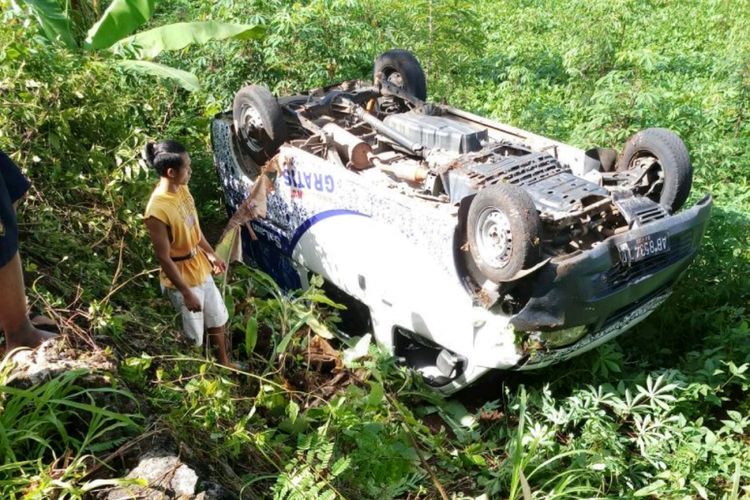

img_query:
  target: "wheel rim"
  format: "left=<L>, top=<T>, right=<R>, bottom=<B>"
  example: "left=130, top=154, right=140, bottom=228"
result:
left=238, top=103, right=266, bottom=154
left=475, top=207, right=513, bottom=269
left=384, top=68, right=404, bottom=88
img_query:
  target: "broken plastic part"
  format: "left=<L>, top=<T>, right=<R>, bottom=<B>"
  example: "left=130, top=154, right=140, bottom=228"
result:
left=436, top=349, right=459, bottom=378
left=501, top=258, right=551, bottom=282
left=528, top=325, right=588, bottom=349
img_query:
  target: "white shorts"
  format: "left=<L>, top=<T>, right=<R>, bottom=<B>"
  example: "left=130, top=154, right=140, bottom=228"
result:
left=164, top=275, right=229, bottom=346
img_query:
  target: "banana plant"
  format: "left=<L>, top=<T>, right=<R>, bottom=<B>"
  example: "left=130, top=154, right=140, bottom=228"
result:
left=11, top=0, right=264, bottom=91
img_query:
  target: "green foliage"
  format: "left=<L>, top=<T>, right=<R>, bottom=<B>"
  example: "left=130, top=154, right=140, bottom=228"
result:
left=85, top=0, right=156, bottom=50
left=0, top=367, right=141, bottom=498
left=10, top=0, right=264, bottom=90
left=0, top=21, right=170, bottom=317
left=223, top=268, right=342, bottom=362
left=114, top=21, right=265, bottom=59
left=272, top=430, right=350, bottom=500
left=2, top=0, right=750, bottom=497
left=22, top=0, right=77, bottom=48
left=116, top=59, right=201, bottom=91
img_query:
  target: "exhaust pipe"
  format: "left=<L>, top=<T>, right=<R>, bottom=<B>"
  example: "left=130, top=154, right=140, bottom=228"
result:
left=322, top=123, right=373, bottom=170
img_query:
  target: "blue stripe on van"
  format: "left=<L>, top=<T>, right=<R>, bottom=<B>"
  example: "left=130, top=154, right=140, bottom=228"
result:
left=288, top=209, right=369, bottom=254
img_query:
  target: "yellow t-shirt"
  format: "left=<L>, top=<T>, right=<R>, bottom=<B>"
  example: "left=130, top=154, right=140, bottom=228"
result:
left=144, top=184, right=211, bottom=288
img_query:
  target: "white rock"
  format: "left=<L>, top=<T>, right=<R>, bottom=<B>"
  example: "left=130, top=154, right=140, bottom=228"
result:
left=107, top=452, right=199, bottom=499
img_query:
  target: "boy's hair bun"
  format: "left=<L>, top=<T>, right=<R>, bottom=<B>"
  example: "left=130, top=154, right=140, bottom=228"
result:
left=143, top=142, right=157, bottom=167
left=143, top=140, right=187, bottom=176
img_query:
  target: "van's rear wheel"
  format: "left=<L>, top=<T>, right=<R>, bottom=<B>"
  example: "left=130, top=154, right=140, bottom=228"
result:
left=467, top=184, right=542, bottom=284
left=232, top=85, right=287, bottom=165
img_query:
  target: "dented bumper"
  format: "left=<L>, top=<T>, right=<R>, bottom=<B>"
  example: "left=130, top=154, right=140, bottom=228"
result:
left=511, top=195, right=712, bottom=362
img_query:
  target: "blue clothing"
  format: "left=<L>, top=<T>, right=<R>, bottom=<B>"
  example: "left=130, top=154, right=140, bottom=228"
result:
left=0, top=151, right=31, bottom=267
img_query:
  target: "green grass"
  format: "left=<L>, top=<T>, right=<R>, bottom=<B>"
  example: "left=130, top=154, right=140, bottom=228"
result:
left=1, top=0, right=749, bottom=497
left=0, top=362, right=142, bottom=498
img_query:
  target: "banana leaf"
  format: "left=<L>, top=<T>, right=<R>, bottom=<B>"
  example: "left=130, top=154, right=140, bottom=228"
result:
left=84, top=0, right=156, bottom=51
left=23, top=0, right=77, bottom=48
left=215, top=226, right=243, bottom=264
left=116, top=60, right=199, bottom=91
left=113, top=21, right=265, bottom=59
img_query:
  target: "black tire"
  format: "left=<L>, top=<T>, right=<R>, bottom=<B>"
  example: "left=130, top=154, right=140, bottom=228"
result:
left=584, top=147, right=618, bottom=172
left=616, top=128, right=693, bottom=212
left=233, top=85, right=287, bottom=165
left=373, top=49, right=427, bottom=101
left=467, top=184, right=542, bottom=284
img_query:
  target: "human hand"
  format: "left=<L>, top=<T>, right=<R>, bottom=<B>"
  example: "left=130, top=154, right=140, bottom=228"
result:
left=208, top=253, right=227, bottom=274
left=182, top=290, right=202, bottom=312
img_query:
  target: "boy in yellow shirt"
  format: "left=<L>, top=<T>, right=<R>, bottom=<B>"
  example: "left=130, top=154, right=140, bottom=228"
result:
left=143, top=140, right=235, bottom=367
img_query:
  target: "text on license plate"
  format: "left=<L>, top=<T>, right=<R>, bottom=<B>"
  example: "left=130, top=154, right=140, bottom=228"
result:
left=618, top=232, right=670, bottom=264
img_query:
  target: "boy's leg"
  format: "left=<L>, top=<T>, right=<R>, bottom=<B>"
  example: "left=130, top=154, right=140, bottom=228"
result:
left=167, top=277, right=235, bottom=367
left=0, top=165, right=57, bottom=351
left=165, top=285, right=205, bottom=346
left=0, top=252, right=57, bottom=351
left=207, top=326, right=232, bottom=366
left=202, top=276, right=232, bottom=367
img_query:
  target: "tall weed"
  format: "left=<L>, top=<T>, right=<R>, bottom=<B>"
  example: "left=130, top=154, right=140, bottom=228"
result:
left=0, top=368, right=141, bottom=498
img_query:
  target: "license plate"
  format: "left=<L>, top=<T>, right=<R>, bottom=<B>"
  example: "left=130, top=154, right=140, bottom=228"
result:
left=618, top=231, right=670, bottom=265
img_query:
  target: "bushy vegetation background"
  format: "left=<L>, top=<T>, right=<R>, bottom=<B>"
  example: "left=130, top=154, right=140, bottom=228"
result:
left=1, top=0, right=749, bottom=497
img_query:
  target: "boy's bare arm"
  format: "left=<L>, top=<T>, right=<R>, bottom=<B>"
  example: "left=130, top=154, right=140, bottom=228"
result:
left=144, top=217, right=202, bottom=311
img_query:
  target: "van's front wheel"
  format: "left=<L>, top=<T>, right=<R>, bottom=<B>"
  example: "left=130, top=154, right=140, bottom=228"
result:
left=373, top=49, right=427, bottom=101
left=616, top=128, right=693, bottom=213
left=466, top=184, right=542, bottom=285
